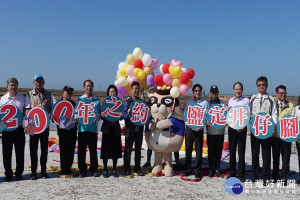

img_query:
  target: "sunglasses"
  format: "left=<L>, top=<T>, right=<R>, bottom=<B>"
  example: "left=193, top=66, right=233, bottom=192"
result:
left=257, top=84, right=266, bottom=87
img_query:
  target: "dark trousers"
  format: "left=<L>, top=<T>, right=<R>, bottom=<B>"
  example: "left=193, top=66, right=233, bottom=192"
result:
left=123, top=127, right=143, bottom=172
left=270, top=137, right=291, bottom=180
left=29, top=128, right=49, bottom=173
left=78, top=131, right=98, bottom=174
left=2, top=126, right=25, bottom=177
left=296, top=142, right=300, bottom=173
left=207, top=134, right=224, bottom=171
left=184, top=127, right=203, bottom=174
left=228, top=127, right=247, bottom=177
left=251, top=133, right=271, bottom=180
left=58, top=133, right=77, bottom=175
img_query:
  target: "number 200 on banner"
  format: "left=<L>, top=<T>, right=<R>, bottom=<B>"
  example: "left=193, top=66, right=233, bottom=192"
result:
left=25, top=107, right=50, bottom=134
left=0, top=104, right=22, bottom=132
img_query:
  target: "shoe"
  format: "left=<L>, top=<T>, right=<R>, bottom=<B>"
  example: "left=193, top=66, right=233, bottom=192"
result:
left=238, top=176, right=245, bottom=182
left=184, top=171, right=192, bottom=176
left=16, top=175, right=23, bottom=181
left=142, top=162, right=151, bottom=168
left=30, top=173, right=37, bottom=180
left=227, top=173, right=236, bottom=178
left=41, top=172, right=49, bottom=179
left=251, top=177, right=259, bottom=182
left=4, top=176, right=12, bottom=182
left=215, top=170, right=224, bottom=178
left=134, top=170, right=144, bottom=176
left=103, top=171, right=109, bottom=178
left=208, top=170, right=214, bottom=178
left=112, top=170, right=119, bottom=177
left=92, top=172, right=99, bottom=177
left=78, top=173, right=86, bottom=178
left=195, top=173, right=202, bottom=179
left=124, top=171, right=131, bottom=176
left=297, top=179, right=300, bottom=184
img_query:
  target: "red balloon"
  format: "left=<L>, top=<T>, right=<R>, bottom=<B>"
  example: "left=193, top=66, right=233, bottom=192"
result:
left=134, top=59, right=144, bottom=69
left=179, top=73, right=190, bottom=84
left=162, top=63, right=170, bottom=74
left=153, top=74, right=164, bottom=86
left=187, top=68, right=195, bottom=79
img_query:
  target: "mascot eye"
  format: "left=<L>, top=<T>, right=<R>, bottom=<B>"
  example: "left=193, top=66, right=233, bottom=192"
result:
left=149, top=97, right=158, bottom=105
left=161, top=97, right=173, bottom=107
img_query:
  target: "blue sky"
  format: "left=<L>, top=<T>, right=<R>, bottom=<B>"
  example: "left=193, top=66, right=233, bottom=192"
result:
left=1, top=0, right=299, bottom=96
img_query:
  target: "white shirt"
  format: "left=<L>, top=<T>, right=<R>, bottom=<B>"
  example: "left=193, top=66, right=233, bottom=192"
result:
left=0, top=92, right=26, bottom=115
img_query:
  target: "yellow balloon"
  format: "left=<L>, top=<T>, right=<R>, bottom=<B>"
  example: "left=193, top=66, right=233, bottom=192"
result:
left=134, top=68, right=146, bottom=80
left=119, top=64, right=128, bottom=77
left=169, top=65, right=182, bottom=79
left=172, top=79, right=182, bottom=87
left=126, top=54, right=136, bottom=65
left=143, top=66, right=152, bottom=76
left=116, top=71, right=122, bottom=80
left=125, top=83, right=131, bottom=91
left=161, top=85, right=167, bottom=90
left=187, top=79, right=193, bottom=88
left=143, top=85, right=149, bottom=91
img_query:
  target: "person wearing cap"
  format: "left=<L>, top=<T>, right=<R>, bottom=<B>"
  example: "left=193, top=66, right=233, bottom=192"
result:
left=77, top=80, right=101, bottom=178
left=206, top=85, right=226, bottom=178
left=250, top=76, right=277, bottom=186
left=57, top=86, right=77, bottom=177
left=227, top=82, right=250, bottom=182
left=0, top=77, right=26, bottom=182
left=25, top=74, right=57, bottom=180
left=182, top=84, right=208, bottom=178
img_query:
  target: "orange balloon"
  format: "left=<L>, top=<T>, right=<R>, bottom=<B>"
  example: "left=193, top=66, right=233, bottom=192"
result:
left=172, top=79, right=182, bottom=88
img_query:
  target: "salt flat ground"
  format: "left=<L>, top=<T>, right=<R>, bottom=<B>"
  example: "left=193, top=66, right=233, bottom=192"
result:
left=0, top=130, right=299, bottom=200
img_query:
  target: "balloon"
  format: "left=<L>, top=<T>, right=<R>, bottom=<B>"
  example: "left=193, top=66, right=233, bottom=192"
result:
left=132, top=47, right=143, bottom=60
left=134, top=68, right=146, bottom=80
left=170, top=59, right=183, bottom=67
left=150, top=59, right=159, bottom=70
left=159, top=64, right=164, bottom=74
left=163, top=73, right=173, bottom=86
left=126, top=54, right=136, bottom=65
left=169, top=66, right=181, bottom=78
left=179, top=73, right=190, bottom=84
left=119, top=65, right=128, bottom=77
left=181, top=67, right=187, bottom=73
left=162, top=63, right=170, bottom=74
left=126, top=65, right=135, bottom=76
left=116, top=71, right=122, bottom=80
left=118, top=89, right=125, bottom=98
left=114, top=80, right=118, bottom=86
left=118, top=62, right=126, bottom=69
left=180, top=84, right=189, bottom=95
left=143, top=85, right=149, bottom=91
left=153, top=74, right=164, bottom=86
left=172, top=79, right=181, bottom=87
left=128, top=76, right=138, bottom=85
left=170, top=87, right=180, bottom=98
left=146, top=75, right=154, bottom=87
left=162, top=85, right=167, bottom=90
left=187, top=68, right=195, bottom=79
left=125, top=83, right=131, bottom=91
left=187, top=79, right=193, bottom=88
left=118, top=76, right=128, bottom=87
left=144, top=66, right=152, bottom=76
left=116, top=84, right=125, bottom=98
left=142, top=54, right=152, bottom=66
left=134, top=59, right=144, bottom=69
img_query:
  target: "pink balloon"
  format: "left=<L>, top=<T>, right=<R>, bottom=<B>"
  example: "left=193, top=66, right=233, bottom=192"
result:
left=126, top=65, right=135, bottom=76
left=150, top=59, right=159, bottom=70
left=180, top=84, right=189, bottom=95
left=146, top=75, right=154, bottom=87
left=163, top=73, right=173, bottom=86
left=170, top=59, right=183, bottom=67
left=128, top=76, right=138, bottom=85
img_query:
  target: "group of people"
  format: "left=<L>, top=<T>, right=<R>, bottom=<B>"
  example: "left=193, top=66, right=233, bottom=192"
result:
left=1, top=74, right=300, bottom=186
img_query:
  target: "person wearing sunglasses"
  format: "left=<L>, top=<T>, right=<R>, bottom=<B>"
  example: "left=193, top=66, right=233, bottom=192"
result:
left=250, top=76, right=277, bottom=186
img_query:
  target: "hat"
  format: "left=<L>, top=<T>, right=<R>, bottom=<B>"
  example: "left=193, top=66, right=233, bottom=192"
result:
left=34, top=74, right=44, bottom=80
left=210, top=85, right=219, bottom=93
left=63, top=85, right=74, bottom=93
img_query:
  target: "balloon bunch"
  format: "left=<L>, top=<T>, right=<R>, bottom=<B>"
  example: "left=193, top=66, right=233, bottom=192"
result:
left=115, top=47, right=158, bottom=98
left=153, top=59, right=195, bottom=98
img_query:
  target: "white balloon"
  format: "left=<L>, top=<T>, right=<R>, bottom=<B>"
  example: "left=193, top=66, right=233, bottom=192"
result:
left=118, top=76, right=128, bottom=87
left=159, top=64, right=164, bottom=75
left=133, top=47, right=143, bottom=60
left=118, top=62, right=126, bottom=69
left=142, top=53, right=152, bottom=66
left=114, top=80, right=118, bottom=86
left=181, top=67, right=187, bottom=73
left=170, top=87, right=180, bottom=98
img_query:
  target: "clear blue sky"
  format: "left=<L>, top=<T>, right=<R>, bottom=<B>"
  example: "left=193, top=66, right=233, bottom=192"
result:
left=1, top=0, right=299, bottom=96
